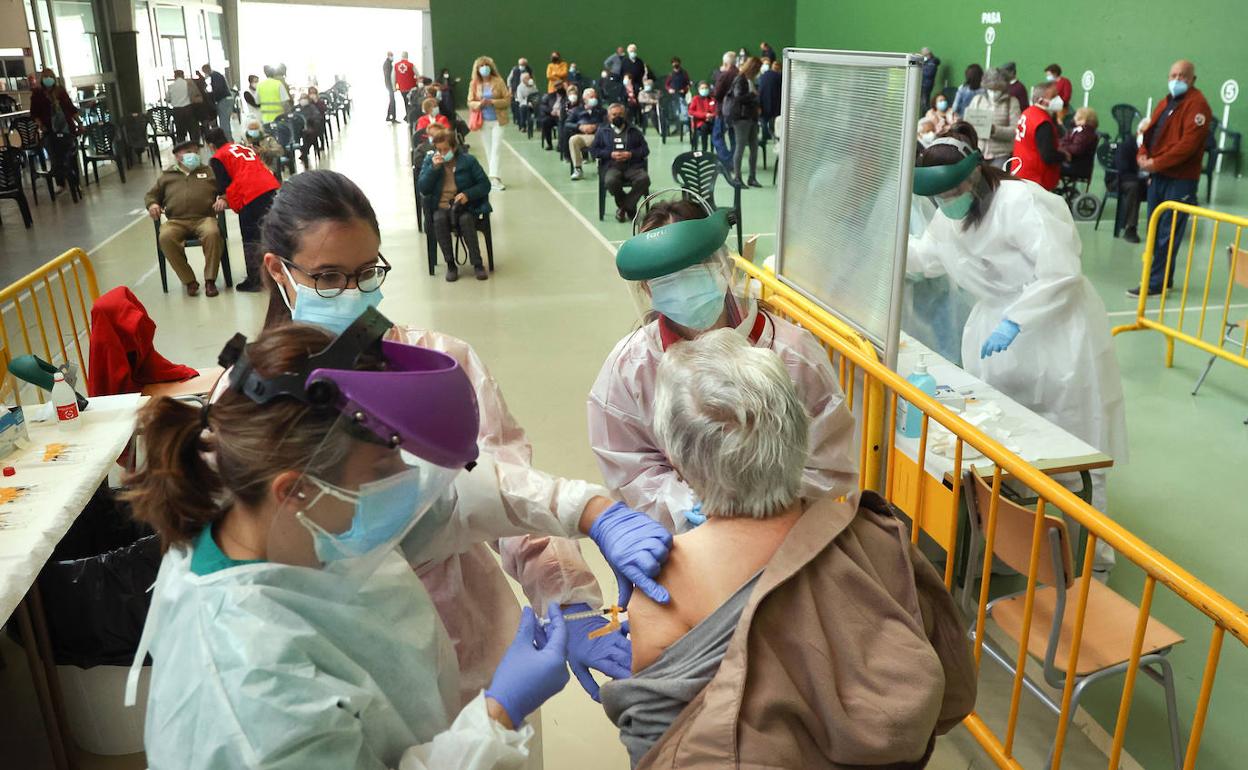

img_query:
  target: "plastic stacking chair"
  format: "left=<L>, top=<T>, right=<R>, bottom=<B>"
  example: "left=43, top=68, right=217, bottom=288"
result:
left=80, top=122, right=126, bottom=185
left=122, top=113, right=160, bottom=168
left=671, top=150, right=743, bottom=255
left=0, top=94, right=17, bottom=114
left=411, top=129, right=433, bottom=233
left=11, top=117, right=55, bottom=204
left=146, top=106, right=177, bottom=157
left=525, top=93, right=542, bottom=139
left=1110, top=103, right=1142, bottom=140
left=153, top=213, right=235, bottom=292
left=659, top=93, right=686, bottom=143
left=0, top=147, right=33, bottom=228
left=421, top=196, right=495, bottom=276
left=1191, top=246, right=1248, bottom=424
left=268, top=117, right=298, bottom=176
left=1092, top=136, right=1122, bottom=236
left=962, top=469, right=1187, bottom=770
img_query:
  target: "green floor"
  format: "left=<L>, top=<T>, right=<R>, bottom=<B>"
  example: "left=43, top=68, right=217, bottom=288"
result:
left=504, top=123, right=1248, bottom=770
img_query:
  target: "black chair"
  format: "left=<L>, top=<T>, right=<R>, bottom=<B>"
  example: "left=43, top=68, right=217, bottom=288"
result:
left=411, top=129, right=432, bottom=233
left=421, top=195, right=495, bottom=276
left=659, top=94, right=686, bottom=143
left=0, top=94, right=17, bottom=114
left=597, top=158, right=607, bottom=221
left=121, top=113, right=160, bottom=167
left=153, top=213, right=235, bottom=292
left=1213, top=122, right=1244, bottom=178
left=146, top=106, right=177, bottom=158
left=11, top=117, right=55, bottom=204
left=0, top=147, right=34, bottom=229
left=268, top=117, right=299, bottom=175
left=1110, top=103, right=1142, bottom=140
left=1204, top=117, right=1243, bottom=202
left=671, top=150, right=742, bottom=255
left=940, top=86, right=958, bottom=106
left=1093, top=134, right=1123, bottom=236
left=525, top=93, right=542, bottom=139
left=79, top=122, right=126, bottom=185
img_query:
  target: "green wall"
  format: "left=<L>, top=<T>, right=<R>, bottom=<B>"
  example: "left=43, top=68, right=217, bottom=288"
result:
left=795, top=0, right=1245, bottom=137
left=428, top=0, right=794, bottom=102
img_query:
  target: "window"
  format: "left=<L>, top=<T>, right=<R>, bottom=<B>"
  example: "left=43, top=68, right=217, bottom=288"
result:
left=134, top=1, right=163, bottom=105
left=205, top=12, right=227, bottom=71
left=52, top=0, right=103, bottom=77
left=155, top=6, right=189, bottom=76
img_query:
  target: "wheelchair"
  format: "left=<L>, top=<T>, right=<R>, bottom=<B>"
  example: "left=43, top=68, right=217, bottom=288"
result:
left=1055, top=165, right=1099, bottom=221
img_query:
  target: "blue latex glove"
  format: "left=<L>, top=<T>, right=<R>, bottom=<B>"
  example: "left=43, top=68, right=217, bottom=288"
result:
left=588, top=502, right=673, bottom=607
left=683, top=503, right=706, bottom=528
left=485, top=602, right=570, bottom=726
left=980, top=319, right=1021, bottom=359
left=563, top=603, right=632, bottom=702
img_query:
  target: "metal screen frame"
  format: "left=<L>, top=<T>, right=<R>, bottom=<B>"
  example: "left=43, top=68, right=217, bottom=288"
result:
left=774, top=48, right=922, bottom=369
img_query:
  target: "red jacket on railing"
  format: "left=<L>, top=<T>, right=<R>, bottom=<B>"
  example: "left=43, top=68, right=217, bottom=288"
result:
left=88, top=287, right=197, bottom=396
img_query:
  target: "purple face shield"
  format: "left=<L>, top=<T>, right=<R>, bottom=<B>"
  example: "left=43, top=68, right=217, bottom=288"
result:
left=221, top=306, right=480, bottom=470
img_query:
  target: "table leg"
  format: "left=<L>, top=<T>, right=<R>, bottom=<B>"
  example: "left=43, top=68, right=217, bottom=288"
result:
left=29, top=583, right=78, bottom=770
left=15, top=598, right=70, bottom=770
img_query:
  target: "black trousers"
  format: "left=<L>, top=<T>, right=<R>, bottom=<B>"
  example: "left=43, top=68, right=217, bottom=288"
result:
left=238, top=189, right=276, bottom=279
left=386, top=86, right=396, bottom=121
left=433, top=207, right=483, bottom=267
left=604, top=165, right=650, bottom=216
left=690, top=122, right=712, bottom=152
left=45, top=132, right=79, bottom=187
left=1118, top=175, right=1143, bottom=234
left=540, top=116, right=558, bottom=148
left=173, top=105, right=199, bottom=143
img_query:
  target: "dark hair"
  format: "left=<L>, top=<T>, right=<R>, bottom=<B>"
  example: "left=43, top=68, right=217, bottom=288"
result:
left=203, top=127, right=227, bottom=148
left=918, top=121, right=1013, bottom=231
left=738, top=57, right=763, bottom=80
left=261, top=170, right=381, bottom=328
left=123, top=324, right=382, bottom=552
left=964, top=63, right=983, bottom=90
left=173, top=69, right=185, bottom=78
left=1046, top=63, right=1062, bottom=76
left=1001, top=61, right=1017, bottom=76
left=640, top=198, right=707, bottom=233
left=671, top=57, right=682, bottom=65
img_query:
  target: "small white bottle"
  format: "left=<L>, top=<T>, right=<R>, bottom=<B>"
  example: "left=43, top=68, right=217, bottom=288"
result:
left=52, top=372, right=81, bottom=430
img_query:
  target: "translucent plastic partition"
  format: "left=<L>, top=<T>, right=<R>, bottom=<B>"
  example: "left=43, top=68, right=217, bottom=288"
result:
left=775, top=50, right=922, bottom=368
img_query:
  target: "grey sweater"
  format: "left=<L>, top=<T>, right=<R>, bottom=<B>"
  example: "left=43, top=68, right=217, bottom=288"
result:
left=601, top=573, right=761, bottom=767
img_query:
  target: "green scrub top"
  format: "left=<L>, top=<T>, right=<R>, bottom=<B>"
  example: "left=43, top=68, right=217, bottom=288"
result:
left=190, top=524, right=264, bottom=576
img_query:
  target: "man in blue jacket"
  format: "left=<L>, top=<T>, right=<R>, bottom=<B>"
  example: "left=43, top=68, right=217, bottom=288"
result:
left=591, top=103, right=650, bottom=222
left=417, top=128, right=492, bottom=282
left=568, top=88, right=607, bottom=180
left=920, top=48, right=941, bottom=109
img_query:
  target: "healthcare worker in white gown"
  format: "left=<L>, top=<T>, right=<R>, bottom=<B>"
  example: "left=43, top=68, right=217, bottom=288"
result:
left=908, top=131, right=1127, bottom=569
left=252, top=170, right=658, bottom=717
left=589, top=197, right=859, bottom=531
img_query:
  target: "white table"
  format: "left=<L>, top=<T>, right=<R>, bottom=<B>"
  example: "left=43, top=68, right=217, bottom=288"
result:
left=0, top=393, right=143, bottom=770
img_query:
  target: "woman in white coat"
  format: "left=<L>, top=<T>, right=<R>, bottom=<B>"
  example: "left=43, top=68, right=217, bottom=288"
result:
left=908, top=126, right=1127, bottom=568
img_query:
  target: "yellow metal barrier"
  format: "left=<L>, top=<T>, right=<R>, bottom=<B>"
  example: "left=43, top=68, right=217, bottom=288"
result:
left=736, top=256, right=1248, bottom=769
left=1112, top=201, right=1248, bottom=376
left=0, top=249, right=100, bottom=404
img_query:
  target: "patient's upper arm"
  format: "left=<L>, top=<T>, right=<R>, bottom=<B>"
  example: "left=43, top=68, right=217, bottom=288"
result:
left=626, top=556, right=692, bottom=673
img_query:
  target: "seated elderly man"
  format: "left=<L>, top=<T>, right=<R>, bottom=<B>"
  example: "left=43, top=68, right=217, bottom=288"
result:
left=241, top=118, right=285, bottom=177
left=145, top=139, right=223, bottom=297
left=590, top=103, right=650, bottom=222
left=601, top=330, right=976, bottom=769
left=567, top=87, right=607, bottom=180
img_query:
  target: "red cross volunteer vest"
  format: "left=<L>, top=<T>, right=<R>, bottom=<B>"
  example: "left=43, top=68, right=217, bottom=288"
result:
left=1011, top=105, right=1061, bottom=191
left=212, top=143, right=280, bottom=211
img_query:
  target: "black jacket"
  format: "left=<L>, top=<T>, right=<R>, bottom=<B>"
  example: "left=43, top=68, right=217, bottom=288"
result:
left=725, top=75, right=760, bottom=121
left=590, top=122, right=650, bottom=170
left=207, top=71, right=231, bottom=103
left=384, top=59, right=394, bottom=87
left=621, top=56, right=650, bottom=86
left=758, top=69, right=782, bottom=119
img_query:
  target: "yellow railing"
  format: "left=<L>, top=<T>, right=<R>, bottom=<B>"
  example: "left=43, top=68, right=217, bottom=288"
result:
left=736, top=256, right=1248, bottom=769
left=0, top=249, right=100, bottom=404
left=1112, top=201, right=1248, bottom=375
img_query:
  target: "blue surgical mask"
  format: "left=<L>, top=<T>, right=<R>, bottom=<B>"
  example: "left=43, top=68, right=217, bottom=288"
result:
left=649, top=265, right=728, bottom=331
left=180, top=153, right=202, bottom=170
left=440, top=147, right=454, bottom=160
left=478, top=65, right=491, bottom=77
left=698, top=87, right=710, bottom=97
left=298, top=468, right=425, bottom=562
left=430, top=106, right=440, bottom=116
left=246, top=129, right=261, bottom=138
left=1168, top=79, right=1188, bottom=98
left=586, top=97, right=598, bottom=108
left=42, top=77, right=55, bottom=88
left=936, top=99, right=948, bottom=111
left=281, top=264, right=384, bottom=334
left=939, top=191, right=975, bottom=220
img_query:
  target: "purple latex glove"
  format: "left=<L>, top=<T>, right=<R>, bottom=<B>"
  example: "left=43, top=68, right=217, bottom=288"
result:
left=563, top=603, right=632, bottom=701
left=588, top=502, right=673, bottom=607
left=485, top=602, right=570, bottom=726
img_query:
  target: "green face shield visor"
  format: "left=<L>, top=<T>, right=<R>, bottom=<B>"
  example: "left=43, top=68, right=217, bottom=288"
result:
left=912, top=149, right=982, bottom=197
left=616, top=208, right=735, bottom=281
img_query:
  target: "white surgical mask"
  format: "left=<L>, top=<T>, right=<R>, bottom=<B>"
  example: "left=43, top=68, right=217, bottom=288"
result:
left=299, top=98, right=310, bottom=107
left=586, top=97, right=598, bottom=108
left=1047, top=96, right=1064, bottom=114
left=1046, top=73, right=1057, bottom=82
left=568, top=93, right=579, bottom=104
left=920, top=131, right=937, bottom=144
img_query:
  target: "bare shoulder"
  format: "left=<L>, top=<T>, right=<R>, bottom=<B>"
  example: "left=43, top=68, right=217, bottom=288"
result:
left=626, top=533, right=699, bottom=673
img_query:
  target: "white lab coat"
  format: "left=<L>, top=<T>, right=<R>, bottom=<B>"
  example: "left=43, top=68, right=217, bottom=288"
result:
left=136, top=547, right=532, bottom=770
left=588, top=306, right=859, bottom=531
left=395, top=328, right=604, bottom=708
left=907, top=179, right=1127, bottom=460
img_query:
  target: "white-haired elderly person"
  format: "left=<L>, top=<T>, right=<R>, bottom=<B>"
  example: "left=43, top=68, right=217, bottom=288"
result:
left=589, top=199, right=858, bottom=534
left=600, top=329, right=977, bottom=769
left=241, top=118, right=285, bottom=177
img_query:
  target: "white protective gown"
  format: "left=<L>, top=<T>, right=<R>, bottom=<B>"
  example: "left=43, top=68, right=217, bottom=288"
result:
left=907, top=179, right=1127, bottom=461
left=395, top=328, right=605, bottom=707
left=588, top=305, right=859, bottom=531
left=137, top=547, right=534, bottom=770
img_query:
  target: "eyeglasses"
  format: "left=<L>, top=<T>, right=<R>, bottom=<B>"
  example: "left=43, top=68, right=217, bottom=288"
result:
left=281, top=254, right=391, bottom=298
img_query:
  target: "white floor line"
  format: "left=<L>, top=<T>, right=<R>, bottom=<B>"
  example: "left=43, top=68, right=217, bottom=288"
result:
left=1106, top=301, right=1248, bottom=318
left=133, top=262, right=160, bottom=288
left=87, top=213, right=148, bottom=255
left=500, top=137, right=617, bottom=256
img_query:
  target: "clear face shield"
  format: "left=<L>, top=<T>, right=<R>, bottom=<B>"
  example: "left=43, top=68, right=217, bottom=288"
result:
left=621, top=189, right=749, bottom=334
left=219, top=307, right=480, bottom=586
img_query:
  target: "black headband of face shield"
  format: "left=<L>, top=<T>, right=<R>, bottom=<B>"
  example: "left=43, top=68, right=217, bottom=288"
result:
left=220, top=306, right=392, bottom=408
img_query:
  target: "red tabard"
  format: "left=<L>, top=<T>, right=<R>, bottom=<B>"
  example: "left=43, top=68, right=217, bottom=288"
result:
left=1011, top=105, right=1060, bottom=190
left=212, top=143, right=280, bottom=211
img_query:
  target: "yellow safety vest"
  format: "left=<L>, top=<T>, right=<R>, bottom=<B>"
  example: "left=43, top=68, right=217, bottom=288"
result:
left=257, top=78, right=284, bottom=123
